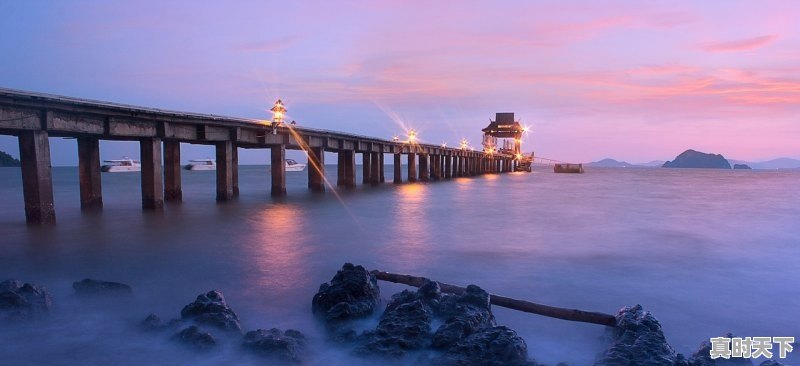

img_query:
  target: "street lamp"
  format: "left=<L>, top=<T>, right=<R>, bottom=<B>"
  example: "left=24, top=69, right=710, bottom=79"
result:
left=407, top=128, right=417, bottom=143
left=460, top=138, right=468, bottom=150
left=270, top=99, right=286, bottom=134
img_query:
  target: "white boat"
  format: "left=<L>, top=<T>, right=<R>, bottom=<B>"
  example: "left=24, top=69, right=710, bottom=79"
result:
left=101, top=158, right=140, bottom=172
left=185, top=159, right=216, bottom=171
left=285, top=159, right=306, bottom=172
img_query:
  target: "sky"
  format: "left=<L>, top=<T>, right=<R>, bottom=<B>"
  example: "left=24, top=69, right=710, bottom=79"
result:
left=1, top=0, right=799, bottom=165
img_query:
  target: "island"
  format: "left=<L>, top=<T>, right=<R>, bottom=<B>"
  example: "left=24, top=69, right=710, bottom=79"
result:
left=733, top=164, right=752, bottom=170
left=662, top=149, right=731, bottom=169
left=587, top=158, right=637, bottom=168
left=0, top=150, right=21, bottom=167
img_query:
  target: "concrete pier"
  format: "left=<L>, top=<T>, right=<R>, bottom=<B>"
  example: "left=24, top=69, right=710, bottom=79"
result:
left=216, top=141, right=234, bottom=201
left=140, top=138, right=164, bottom=210
left=77, top=137, right=102, bottom=209
left=393, top=153, right=402, bottom=184
left=270, top=144, right=286, bottom=197
left=307, top=146, right=325, bottom=192
left=343, top=150, right=356, bottom=188
left=407, top=153, right=417, bottom=183
left=379, top=152, right=385, bottom=183
left=444, top=154, right=452, bottom=179
left=419, top=154, right=429, bottom=182
left=232, top=146, right=239, bottom=197
left=362, top=152, right=371, bottom=184
left=18, top=130, right=55, bottom=224
left=163, top=140, right=181, bottom=202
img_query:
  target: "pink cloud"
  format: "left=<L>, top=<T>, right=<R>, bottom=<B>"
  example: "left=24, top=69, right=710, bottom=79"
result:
left=699, top=35, right=778, bottom=52
left=234, top=36, right=301, bottom=52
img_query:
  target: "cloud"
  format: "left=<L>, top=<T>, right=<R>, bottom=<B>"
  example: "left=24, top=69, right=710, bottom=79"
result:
left=699, top=35, right=778, bottom=52
left=234, top=36, right=301, bottom=52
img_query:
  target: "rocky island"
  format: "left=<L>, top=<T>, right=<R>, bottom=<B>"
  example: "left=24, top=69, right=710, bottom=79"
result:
left=0, top=150, right=21, bottom=167
left=662, top=149, right=731, bottom=169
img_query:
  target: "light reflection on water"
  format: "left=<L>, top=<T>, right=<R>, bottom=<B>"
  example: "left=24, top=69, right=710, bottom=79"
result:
left=0, top=166, right=799, bottom=365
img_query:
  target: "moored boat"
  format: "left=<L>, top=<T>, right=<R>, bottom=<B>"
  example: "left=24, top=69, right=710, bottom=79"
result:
left=285, top=159, right=306, bottom=172
left=101, top=158, right=140, bottom=172
left=185, top=159, right=216, bottom=171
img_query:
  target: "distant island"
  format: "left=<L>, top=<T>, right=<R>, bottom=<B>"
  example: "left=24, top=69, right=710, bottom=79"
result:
left=733, top=164, right=752, bottom=170
left=0, top=150, right=21, bottom=167
left=662, top=149, right=731, bottom=169
left=586, top=158, right=638, bottom=168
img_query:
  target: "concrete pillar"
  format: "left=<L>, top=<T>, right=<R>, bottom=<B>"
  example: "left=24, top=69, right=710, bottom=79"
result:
left=444, top=154, right=452, bottom=179
left=270, top=144, right=286, bottom=197
left=430, top=154, right=438, bottom=181
left=379, top=152, right=385, bottom=183
left=407, top=153, right=417, bottom=183
left=216, top=141, right=234, bottom=201
left=18, top=130, right=55, bottom=224
left=370, top=152, right=380, bottom=185
left=163, top=140, right=181, bottom=202
left=140, top=137, right=163, bottom=210
left=307, top=146, right=325, bottom=192
left=393, top=153, right=402, bottom=184
left=337, top=151, right=345, bottom=186
left=78, top=137, right=103, bottom=209
left=419, top=154, right=429, bottom=182
left=362, top=152, right=371, bottom=184
left=455, top=156, right=461, bottom=177
left=232, top=146, right=239, bottom=196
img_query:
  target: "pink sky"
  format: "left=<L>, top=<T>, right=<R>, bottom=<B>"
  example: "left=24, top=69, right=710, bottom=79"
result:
left=1, top=0, right=798, bottom=163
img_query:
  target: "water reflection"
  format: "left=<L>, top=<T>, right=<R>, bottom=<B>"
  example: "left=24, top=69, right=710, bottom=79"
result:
left=382, top=183, right=433, bottom=271
left=245, top=203, right=312, bottom=291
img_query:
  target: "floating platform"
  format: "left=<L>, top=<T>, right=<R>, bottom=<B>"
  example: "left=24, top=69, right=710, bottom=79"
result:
left=554, top=163, right=584, bottom=173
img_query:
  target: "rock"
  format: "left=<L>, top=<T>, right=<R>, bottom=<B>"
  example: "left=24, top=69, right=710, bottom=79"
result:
left=172, top=325, right=216, bottom=350
left=0, top=279, right=52, bottom=320
left=357, top=299, right=433, bottom=357
left=686, top=334, right=753, bottom=366
left=312, top=263, right=380, bottom=325
left=593, top=304, right=678, bottom=366
left=243, top=328, right=307, bottom=362
left=72, top=278, right=133, bottom=297
left=663, top=150, right=732, bottom=169
left=733, top=164, right=752, bottom=170
left=437, top=326, right=536, bottom=366
left=141, top=313, right=181, bottom=332
left=180, top=290, right=241, bottom=332
left=432, top=285, right=495, bottom=349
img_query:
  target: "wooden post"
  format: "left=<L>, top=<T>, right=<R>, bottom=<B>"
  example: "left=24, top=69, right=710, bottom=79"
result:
left=362, top=152, right=371, bottom=184
left=379, top=152, right=385, bottom=183
left=232, top=145, right=239, bottom=196
left=78, top=137, right=103, bottom=209
left=393, top=153, right=402, bottom=184
left=163, top=140, right=182, bottom=202
left=216, top=141, right=234, bottom=201
left=419, top=154, right=429, bottom=182
left=307, top=146, right=325, bottom=192
left=140, top=137, right=163, bottom=210
left=444, top=154, right=452, bottom=179
left=372, top=270, right=617, bottom=327
left=270, top=144, right=286, bottom=197
left=407, top=152, right=417, bottom=183
left=370, top=152, right=380, bottom=185
left=18, top=130, right=55, bottom=224
left=343, top=150, right=356, bottom=188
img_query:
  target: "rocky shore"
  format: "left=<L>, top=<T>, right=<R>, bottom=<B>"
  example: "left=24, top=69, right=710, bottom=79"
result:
left=0, top=264, right=793, bottom=365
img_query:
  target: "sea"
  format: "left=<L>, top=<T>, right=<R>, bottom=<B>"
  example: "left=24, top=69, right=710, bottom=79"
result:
left=0, top=165, right=798, bottom=365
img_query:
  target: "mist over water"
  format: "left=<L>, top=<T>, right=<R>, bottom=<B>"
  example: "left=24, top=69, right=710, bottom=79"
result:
left=1, top=166, right=798, bottom=365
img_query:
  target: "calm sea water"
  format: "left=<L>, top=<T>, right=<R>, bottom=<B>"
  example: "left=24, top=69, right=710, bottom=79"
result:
left=0, top=165, right=798, bottom=365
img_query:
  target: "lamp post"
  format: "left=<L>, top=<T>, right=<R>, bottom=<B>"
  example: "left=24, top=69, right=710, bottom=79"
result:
left=407, top=128, right=417, bottom=143
left=270, top=99, right=286, bottom=134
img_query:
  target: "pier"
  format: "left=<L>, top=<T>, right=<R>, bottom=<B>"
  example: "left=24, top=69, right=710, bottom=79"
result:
left=0, top=88, right=521, bottom=224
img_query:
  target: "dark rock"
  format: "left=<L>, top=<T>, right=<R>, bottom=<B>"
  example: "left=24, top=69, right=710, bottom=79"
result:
left=172, top=325, right=216, bottom=350
left=243, top=328, right=307, bottom=362
left=432, top=285, right=495, bottom=349
left=141, top=313, right=182, bottom=332
left=0, top=279, right=52, bottom=320
left=180, top=290, right=241, bottom=332
left=437, top=326, right=536, bottom=366
left=687, top=334, right=753, bottom=366
left=357, top=299, right=433, bottom=357
left=663, top=150, right=732, bottom=169
left=72, top=278, right=133, bottom=297
left=312, top=263, right=380, bottom=325
left=593, top=304, right=678, bottom=366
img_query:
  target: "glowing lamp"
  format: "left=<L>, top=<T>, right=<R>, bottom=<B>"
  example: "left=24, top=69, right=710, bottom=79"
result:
left=392, top=135, right=400, bottom=142
left=270, top=99, right=287, bottom=130
left=460, top=138, right=468, bottom=150
left=407, top=128, right=417, bottom=143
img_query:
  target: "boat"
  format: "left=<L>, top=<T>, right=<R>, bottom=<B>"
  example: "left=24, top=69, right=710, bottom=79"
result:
left=554, top=163, right=585, bottom=173
left=101, top=158, right=140, bottom=172
left=285, top=159, right=306, bottom=172
left=185, top=159, right=216, bottom=171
